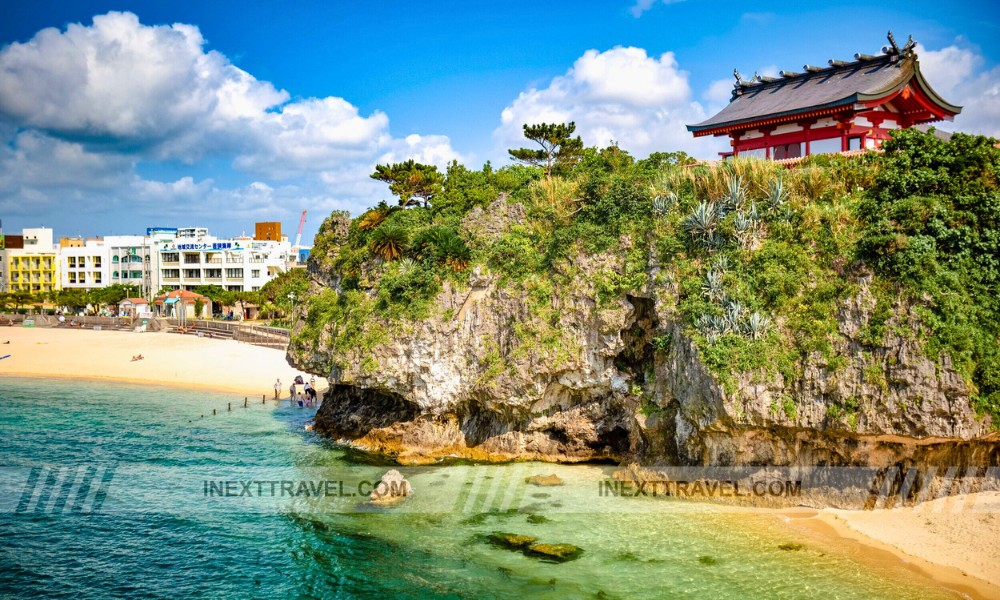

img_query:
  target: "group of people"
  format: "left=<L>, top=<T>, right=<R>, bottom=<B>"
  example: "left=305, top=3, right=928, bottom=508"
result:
left=274, top=375, right=318, bottom=408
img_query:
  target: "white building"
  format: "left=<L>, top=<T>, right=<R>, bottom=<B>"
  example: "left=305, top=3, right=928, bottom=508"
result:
left=60, top=235, right=153, bottom=294
left=154, top=228, right=291, bottom=293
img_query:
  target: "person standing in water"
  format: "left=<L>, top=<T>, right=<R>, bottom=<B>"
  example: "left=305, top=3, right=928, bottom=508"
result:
left=274, top=378, right=282, bottom=400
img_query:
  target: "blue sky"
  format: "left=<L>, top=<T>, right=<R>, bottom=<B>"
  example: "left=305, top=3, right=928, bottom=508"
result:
left=1, top=1, right=998, bottom=244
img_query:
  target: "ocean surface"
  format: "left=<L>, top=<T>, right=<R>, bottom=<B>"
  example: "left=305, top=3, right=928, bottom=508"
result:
left=0, top=378, right=965, bottom=598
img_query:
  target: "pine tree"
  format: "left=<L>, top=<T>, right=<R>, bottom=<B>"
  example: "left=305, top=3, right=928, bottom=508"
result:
left=508, top=122, right=584, bottom=178
left=370, top=160, right=444, bottom=207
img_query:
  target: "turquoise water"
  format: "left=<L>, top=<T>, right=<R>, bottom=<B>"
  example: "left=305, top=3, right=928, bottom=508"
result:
left=0, top=378, right=965, bottom=598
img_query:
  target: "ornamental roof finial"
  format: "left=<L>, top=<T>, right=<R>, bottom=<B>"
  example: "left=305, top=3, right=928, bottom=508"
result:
left=885, top=30, right=900, bottom=55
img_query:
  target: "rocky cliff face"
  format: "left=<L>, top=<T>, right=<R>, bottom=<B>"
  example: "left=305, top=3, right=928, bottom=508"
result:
left=289, top=201, right=998, bottom=469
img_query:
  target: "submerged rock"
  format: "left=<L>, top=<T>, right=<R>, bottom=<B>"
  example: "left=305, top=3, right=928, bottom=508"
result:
left=488, top=532, right=538, bottom=550
left=525, top=543, right=584, bottom=562
left=525, top=474, right=564, bottom=487
left=369, top=469, right=413, bottom=505
left=777, top=542, right=804, bottom=551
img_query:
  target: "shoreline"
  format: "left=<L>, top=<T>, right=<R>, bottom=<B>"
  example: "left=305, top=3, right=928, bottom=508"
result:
left=0, top=326, right=325, bottom=396
left=774, top=500, right=1000, bottom=600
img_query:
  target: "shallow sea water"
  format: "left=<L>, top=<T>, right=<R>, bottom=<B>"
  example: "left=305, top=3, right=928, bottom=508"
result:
left=0, top=378, right=967, bottom=598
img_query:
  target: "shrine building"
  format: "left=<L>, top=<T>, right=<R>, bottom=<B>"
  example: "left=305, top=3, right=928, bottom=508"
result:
left=687, top=33, right=961, bottom=161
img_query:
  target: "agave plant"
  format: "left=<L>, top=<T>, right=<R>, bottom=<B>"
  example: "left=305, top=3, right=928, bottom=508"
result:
left=652, top=191, right=677, bottom=217
left=733, top=213, right=754, bottom=236
left=767, top=178, right=788, bottom=210
left=733, top=211, right=761, bottom=250
left=701, top=269, right=725, bottom=302
left=723, top=300, right=746, bottom=333
left=712, top=255, right=732, bottom=272
left=369, top=224, right=409, bottom=261
left=695, top=314, right=723, bottom=343
left=683, top=201, right=720, bottom=246
left=742, top=311, right=772, bottom=340
left=721, top=175, right=748, bottom=213
left=778, top=205, right=796, bottom=224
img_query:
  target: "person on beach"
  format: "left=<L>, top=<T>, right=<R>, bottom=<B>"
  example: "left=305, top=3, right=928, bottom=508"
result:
left=309, top=375, right=316, bottom=390
left=288, top=382, right=297, bottom=403
left=274, top=378, right=282, bottom=400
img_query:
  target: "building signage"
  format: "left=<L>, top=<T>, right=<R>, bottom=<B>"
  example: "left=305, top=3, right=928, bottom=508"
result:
left=160, top=242, right=243, bottom=251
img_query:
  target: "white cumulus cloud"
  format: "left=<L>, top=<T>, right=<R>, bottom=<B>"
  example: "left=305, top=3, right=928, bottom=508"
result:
left=918, top=42, right=1000, bottom=138
left=495, top=46, right=726, bottom=160
left=0, top=11, right=463, bottom=237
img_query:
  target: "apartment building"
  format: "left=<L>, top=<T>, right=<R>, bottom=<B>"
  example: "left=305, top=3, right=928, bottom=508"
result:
left=155, top=228, right=291, bottom=293
left=2, top=228, right=59, bottom=294
left=59, top=235, right=155, bottom=294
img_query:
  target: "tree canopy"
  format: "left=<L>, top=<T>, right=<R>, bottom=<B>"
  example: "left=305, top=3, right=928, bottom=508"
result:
left=508, top=122, right=584, bottom=178
left=371, top=160, right=445, bottom=207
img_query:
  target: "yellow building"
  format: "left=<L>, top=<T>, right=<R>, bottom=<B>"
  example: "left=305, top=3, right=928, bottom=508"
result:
left=2, top=228, right=60, bottom=294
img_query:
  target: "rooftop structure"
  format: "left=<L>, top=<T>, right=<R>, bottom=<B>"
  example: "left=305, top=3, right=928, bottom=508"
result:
left=687, top=32, right=961, bottom=161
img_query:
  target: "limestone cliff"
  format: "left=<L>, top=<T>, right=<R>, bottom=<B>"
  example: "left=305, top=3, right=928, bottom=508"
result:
left=288, top=200, right=998, bottom=468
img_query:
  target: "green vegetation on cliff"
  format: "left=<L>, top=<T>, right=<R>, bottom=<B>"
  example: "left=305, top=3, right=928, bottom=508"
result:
left=297, top=128, right=1000, bottom=425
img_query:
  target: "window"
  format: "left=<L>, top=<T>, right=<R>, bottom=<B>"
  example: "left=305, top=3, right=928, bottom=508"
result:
left=227, top=285, right=242, bottom=291
left=162, top=253, right=179, bottom=263
left=772, top=143, right=802, bottom=160
left=93, top=273, right=102, bottom=284
left=739, top=148, right=766, bottom=159
left=112, top=256, right=119, bottom=263
left=163, top=269, right=180, bottom=279
left=205, top=269, right=222, bottom=279
left=848, top=136, right=862, bottom=151
left=130, top=270, right=142, bottom=279
left=184, top=253, right=201, bottom=264
left=251, top=269, right=260, bottom=278
left=183, top=269, right=201, bottom=278
left=68, top=257, right=77, bottom=268
left=69, top=273, right=77, bottom=283
left=112, top=271, right=119, bottom=278
left=225, top=268, right=244, bottom=278
left=809, top=137, right=841, bottom=155
left=93, top=258, right=102, bottom=268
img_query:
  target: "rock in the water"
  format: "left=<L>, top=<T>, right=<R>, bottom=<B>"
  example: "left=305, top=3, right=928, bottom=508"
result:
left=525, top=543, right=583, bottom=562
left=777, top=542, right=803, bottom=551
left=488, top=532, right=538, bottom=550
left=369, top=469, right=413, bottom=504
left=525, top=474, right=563, bottom=487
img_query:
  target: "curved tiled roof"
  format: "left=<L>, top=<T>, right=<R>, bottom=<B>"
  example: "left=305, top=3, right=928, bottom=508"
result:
left=688, top=37, right=961, bottom=136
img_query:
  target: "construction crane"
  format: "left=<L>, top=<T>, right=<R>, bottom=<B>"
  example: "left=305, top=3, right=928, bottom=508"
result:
left=294, top=210, right=306, bottom=249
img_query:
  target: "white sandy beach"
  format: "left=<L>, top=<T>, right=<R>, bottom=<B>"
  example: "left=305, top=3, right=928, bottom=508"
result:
left=819, top=492, right=1000, bottom=598
left=0, top=325, right=324, bottom=395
